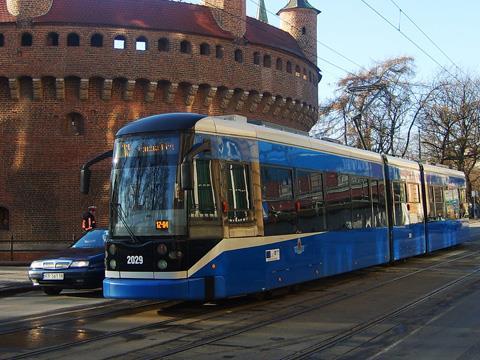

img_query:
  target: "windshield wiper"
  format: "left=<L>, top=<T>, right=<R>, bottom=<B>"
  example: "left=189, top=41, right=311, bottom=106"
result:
left=111, top=202, right=141, bottom=244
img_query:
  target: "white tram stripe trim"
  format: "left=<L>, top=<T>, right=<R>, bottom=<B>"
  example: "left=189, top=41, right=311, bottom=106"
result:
left=106, top=233, right=323, bottom=280
left=106, top=270, right=120, bottom=278
left=187, top=232, right=324, bottom=277
left=120, top=271, right=154, bottom=279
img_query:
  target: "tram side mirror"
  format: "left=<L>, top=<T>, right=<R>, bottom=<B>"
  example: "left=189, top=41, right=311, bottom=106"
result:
left=180, top=140, right=211, bottom=191
left=80, top=168, right=91, bottom=194
left=181, top=161, right=193, bottom=191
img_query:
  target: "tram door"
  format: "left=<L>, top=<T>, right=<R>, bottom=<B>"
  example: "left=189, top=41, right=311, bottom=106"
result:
left=222, top=161, right=263, bottom=238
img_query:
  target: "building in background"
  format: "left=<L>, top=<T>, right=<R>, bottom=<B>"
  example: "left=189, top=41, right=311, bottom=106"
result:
left=0, top=0, right=321, bottom=259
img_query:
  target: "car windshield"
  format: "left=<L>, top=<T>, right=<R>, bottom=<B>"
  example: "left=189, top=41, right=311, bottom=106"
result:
left=72, top=229, right=108, bottom=248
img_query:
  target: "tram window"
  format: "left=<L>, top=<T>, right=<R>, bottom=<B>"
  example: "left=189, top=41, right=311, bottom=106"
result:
left=371, top=180, right=387, bottom=227
left=433, top=186, right=445, bottom=219
left=226, top=163, right=252, bottom=223
left=325, top=172, right=352, bottom=231
left=407, top=183, right=423, bottom=223
left=351, top=177, right=372, bottom=229
left=407, top=183, right=420, bottom=203
left=459, top=188, right=469, bottom=218
left=393, top=181, right=408, bottom=226
left=0, top=207, right=9, bottom=230
left=427, top=186, right=436, bottom=220
left=261, top=166, right=296, bottom=236
left=190, top=160, right=217, bottom=218
left=295, top=170, right=326, bottom=232
left=444, top=188, right=460, bottom=220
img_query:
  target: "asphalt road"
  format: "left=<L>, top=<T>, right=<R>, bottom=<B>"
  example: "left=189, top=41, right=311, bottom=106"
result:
left=0, top=225, right=479, bottom=360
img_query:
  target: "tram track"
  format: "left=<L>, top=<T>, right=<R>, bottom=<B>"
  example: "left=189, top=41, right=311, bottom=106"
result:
left=0, top=300, right=164, bottom=336
left=101, top=246, right=480, bottom=360
left=279, top=265, right=480, bottom=359
left=127, top=249, right=480, bottom=360
left=4, top=244, right=479, bottom=360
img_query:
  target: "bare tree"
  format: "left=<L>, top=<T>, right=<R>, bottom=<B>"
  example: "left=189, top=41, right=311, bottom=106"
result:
left=419, top=73, right=480, bottom=197
left=312, top=57, right=431, bottom=157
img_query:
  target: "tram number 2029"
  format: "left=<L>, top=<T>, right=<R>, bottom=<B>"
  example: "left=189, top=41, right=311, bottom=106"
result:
left=127, top=255, right=144, bottom=265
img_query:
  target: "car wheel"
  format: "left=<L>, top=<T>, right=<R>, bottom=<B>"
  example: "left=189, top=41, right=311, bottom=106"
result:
left=43, top=287, right=62, bottom=296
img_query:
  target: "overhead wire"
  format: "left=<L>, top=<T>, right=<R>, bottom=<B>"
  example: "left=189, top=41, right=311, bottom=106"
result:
left=247, top=0, right=367, bottom=72
left=388, top=0, right=460, bottom=70
left=360, top=0, right=480, bottom=99
left=359, top=0, right=456, bottom=79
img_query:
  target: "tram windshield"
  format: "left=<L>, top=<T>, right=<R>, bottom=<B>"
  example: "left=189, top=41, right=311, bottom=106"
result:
left=111, top=133, right=185, bottom=238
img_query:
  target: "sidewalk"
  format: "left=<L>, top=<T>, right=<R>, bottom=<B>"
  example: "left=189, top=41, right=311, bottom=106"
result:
left=0, top=266, right=35, bottom=297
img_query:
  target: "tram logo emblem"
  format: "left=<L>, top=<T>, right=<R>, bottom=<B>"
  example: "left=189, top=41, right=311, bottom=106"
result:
left=294, top=239, right=305, bottom=255
left=266, top=249, right=280, bottom=262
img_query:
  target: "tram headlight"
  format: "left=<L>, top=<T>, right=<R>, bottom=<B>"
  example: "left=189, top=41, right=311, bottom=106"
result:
left=168, top=251, right=177, bottom=260
left=176, top=251, right=183, bottom=259
left=157, top=260, right=168, bottom=270
left=157, top=243, right=168, bottom=255
left=108, top=244, right=117, bottom=256
left=109, top=259, right=117, bottom=270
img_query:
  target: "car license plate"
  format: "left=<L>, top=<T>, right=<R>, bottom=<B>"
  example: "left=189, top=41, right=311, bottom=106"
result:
left=43, top=273, right=64, bottom=280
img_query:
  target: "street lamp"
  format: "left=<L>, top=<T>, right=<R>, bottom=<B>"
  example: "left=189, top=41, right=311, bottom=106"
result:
left=346, top=83, right=386, bottom=151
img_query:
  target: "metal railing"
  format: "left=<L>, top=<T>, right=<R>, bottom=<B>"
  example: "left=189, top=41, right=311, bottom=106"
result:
left=0, top=236, right=72, bottom=261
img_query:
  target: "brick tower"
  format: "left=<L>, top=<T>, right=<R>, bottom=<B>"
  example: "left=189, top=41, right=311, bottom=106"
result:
left=203, top=0, right=246, bottom=38
left=6, top=0, right=53, bottom=21
left=278, top=0, right=320, bottom=65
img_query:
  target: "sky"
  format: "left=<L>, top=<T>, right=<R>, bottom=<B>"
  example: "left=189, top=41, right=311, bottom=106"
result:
left=185, top=0, right=480, bottom=103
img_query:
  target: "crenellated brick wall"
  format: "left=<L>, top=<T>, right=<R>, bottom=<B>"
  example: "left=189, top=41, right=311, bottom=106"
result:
left=0, top=3, right=320, bottom=254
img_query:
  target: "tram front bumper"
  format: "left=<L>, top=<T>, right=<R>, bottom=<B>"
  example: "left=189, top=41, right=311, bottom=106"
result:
left=103, top=276, right=225, bottom=300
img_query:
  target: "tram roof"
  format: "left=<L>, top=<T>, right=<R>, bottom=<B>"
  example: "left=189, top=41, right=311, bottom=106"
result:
left=195, top=115, right=384, bottom=164
left=115, top=113, right=465, bottom=179
left=116, top=113, right=207, bottom=136
left=384, top=155, right=420, bottom=171
left=422, top=163, right=465, bottom=179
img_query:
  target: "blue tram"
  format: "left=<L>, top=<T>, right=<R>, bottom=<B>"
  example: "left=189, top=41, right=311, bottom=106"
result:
left=81, top=113, right=470, bottom=300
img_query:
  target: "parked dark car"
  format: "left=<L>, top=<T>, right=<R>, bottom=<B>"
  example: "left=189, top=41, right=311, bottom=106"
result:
left=28, top=229, right=108, bottom=295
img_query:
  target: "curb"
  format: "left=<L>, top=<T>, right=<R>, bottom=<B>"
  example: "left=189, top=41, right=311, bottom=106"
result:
left=0, top=283, right=37, bottom=297
left=0, top=262, right=30, bottom=266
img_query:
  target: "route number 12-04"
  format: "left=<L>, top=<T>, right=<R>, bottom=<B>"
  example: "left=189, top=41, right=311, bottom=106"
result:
left=127, top=255, right=144, bottom=265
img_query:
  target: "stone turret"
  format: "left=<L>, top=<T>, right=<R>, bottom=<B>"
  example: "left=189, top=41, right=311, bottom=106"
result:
left=278, top=0, right=320, bottom=65
left=7, top=0, right=53, bottom=21
left=203, top=0, right=246, bottom=39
